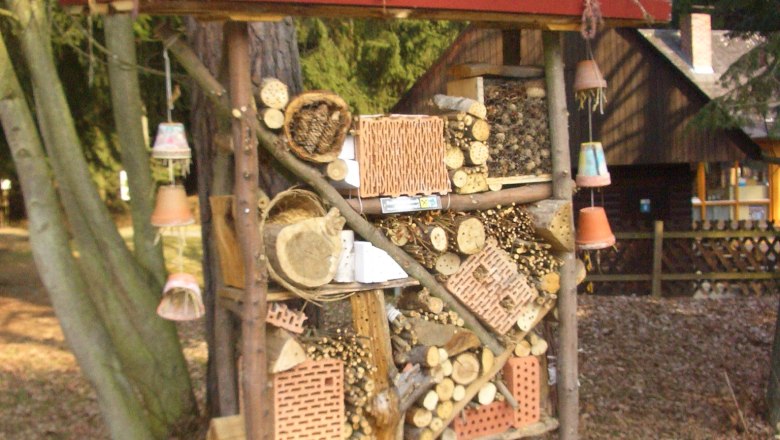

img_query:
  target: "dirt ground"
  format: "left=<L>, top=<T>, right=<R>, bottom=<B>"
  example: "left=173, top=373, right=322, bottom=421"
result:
left=0, top=228, right=777, bottom=439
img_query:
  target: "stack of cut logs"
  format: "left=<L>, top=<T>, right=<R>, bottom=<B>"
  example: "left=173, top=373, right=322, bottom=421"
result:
left=485, top=80, right=552, bottom=177
left=303, top=330, right=378, bottom=439
left=257, top=77, right=289, bottom=130
left=375, top=210, right=486, bottom=278
left=388, top=291, right=488, bottom=440
left=433, top=94, right=492, bottom=195
left=388, top=288, right=551, bottom=440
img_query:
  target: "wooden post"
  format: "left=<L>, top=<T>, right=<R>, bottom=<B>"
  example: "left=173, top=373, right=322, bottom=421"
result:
left=226, top=22, right=271, bottom=440
left=734, top=161, right=741, bottom=221
left=651, top=220, right=664, bottom=298
left=542, top=31, right=578, bottom=440
left=771, top=163, right=780, bottom=222
left=350, top=290, right=401, bottom=440
left=696, top=162, right=707, bottom=221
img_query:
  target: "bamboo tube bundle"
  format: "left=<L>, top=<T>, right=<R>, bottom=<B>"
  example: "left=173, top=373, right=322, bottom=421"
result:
left=485, top=80, right=552, bottom=178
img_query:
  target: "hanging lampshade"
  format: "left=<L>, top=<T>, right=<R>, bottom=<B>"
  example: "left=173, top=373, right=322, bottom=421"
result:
left=573, top=60, right=607, bottom=93
left=152, top=122, right=191, bottom=160
left=157, top=273, right=204, bottom=321
left=576, top=141, right=611, bottom=187
left=150, top=185, right=195, bottom=227
left=576, top=207, right=616, bottom=251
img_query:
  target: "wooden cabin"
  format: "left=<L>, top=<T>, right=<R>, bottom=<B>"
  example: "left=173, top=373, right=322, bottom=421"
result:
left=393, top=15, right=769, bottom=230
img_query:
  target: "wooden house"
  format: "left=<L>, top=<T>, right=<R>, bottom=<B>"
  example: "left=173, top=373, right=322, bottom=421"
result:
left=393, top=14, right=770, bottom=230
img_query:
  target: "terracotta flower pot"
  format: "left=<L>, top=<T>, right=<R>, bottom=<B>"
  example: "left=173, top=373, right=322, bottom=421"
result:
left=157, top=272, right=204, bottom=321
left=573, top=60, right=607, bottom=92
left=151, top=122, right=191, bottom=160
left=150, top=185, right=195, bottom=227
left=576, top=206, right=616, bottom=250
left=576, top=141, right=611, bottom=187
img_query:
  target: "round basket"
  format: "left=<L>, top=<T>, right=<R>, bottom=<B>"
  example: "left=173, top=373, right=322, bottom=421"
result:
left=265, top=188, right=326, bottom=225
left=283, top=91, right=352, bottom=163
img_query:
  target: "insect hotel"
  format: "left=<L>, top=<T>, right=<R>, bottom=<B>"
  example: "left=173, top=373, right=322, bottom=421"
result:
left=59, top=0, right=672, bottom=438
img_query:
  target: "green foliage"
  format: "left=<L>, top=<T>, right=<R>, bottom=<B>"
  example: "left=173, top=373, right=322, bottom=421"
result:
left=296, top=18, right=465, bottom=113
left=0, top=7, right=185, bottom=212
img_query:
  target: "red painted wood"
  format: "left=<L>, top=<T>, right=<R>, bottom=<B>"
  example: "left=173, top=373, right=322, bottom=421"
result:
left=60, top=0, right=672, bottom=22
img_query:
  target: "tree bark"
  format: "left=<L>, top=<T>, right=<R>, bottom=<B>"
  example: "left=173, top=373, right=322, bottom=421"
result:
left=0, top=32, right=155, bottom=440
left=543, top=31, right=578, bottom=440
left=185, top=18, right=304, bottom=418
left=767, top=298, right=780, bottom=429
left=104, top=13, right=167, bottom=287
left=7, top=0, right=197, bottom=435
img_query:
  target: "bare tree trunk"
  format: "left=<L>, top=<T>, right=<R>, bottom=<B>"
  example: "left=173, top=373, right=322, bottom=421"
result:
left=104, top=13, right=167, bottom=288
left=767, top=299, right=780, bottom=431
left=187, top=17, right=304, bottom=418
left=0, top=31, right=154, bottom=440
left=5, top=0, right=197, bottom=435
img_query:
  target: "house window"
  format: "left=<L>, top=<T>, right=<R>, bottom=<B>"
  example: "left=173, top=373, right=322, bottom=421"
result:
left=692, top=161, right=769, bottom=221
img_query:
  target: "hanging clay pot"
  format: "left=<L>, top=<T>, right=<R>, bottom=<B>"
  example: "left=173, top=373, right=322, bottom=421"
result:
left=576, top=141, right=611, bottom=187
left=574, top=60, right=607, bottom=92
left=576, top=206, right=616, bottom=251
left=152, top=122, right=191, bottom=160
left=157, top=272, right=204, bottom=321
left=151, top=185, right=195, bottom=227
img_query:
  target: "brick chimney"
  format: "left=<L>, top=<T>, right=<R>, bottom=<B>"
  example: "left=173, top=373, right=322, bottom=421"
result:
left=680, top=13, right=714, bottom=74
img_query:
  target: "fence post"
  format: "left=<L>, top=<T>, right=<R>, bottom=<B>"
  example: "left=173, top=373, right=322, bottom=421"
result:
left=652, top=220, right=664, bottom=297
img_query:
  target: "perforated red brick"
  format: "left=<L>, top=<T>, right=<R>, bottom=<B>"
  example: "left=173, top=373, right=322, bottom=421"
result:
left=503, top=356, right=541, bottom=429
left=451, top=401, right=513, bottom=440
left=357, top=115, right=450, bottom=198
left=273, top=359, right=344, bottom=440
left=445, top=239, right=539, bottom=334
left=266, top=303, right=307, bottom=334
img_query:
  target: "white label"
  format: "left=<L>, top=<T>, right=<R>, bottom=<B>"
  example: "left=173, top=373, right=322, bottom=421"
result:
left=380, top=195, right=442, bottom=214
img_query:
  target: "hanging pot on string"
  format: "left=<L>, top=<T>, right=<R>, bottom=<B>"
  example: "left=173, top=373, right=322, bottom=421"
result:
left=152, top=122, right=191, bottom=160
left=576, top=206, right=616, bottom=250
left=574, top=60, right=607, bottom=92
left=574, top=59, right=608, bottom=113
left=151, top=185, right=195, bottom=227
left=576, top=141, right=611, bottom=187
left=157, top=272, right=204, bottom=321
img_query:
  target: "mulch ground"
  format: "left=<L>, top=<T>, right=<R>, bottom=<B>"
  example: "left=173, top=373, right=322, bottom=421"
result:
left=0, top=228, right=776, bottom=439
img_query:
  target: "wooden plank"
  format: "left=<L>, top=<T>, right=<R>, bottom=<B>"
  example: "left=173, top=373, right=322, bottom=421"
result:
left=449, top=63, right=544, bottom=80
left=651, top=221, right=663, bottom=297
left=350, top=290, right=400, bottom=440
left=486, top=174, right=553, bottom=190
left=60, top=0, right=673, bottom=24
left=474, top=417, right=560, bottom=439
left=617, top=230, right=780, bottom=240
left=587, top=272, right=780, bottom=282
left=218, top=278, right=420, bottom=304
left=446, top=77, right=484, bottom=103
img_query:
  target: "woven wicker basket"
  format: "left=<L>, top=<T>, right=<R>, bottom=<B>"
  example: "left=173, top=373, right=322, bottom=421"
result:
left=283, top=91, right=351, bottom=163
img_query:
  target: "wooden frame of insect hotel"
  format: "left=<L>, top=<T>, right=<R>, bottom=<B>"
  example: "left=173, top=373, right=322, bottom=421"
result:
left=57, top=0, right=672, bottom=439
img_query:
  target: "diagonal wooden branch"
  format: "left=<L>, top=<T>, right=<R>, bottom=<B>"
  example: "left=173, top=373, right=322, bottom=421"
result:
left=160, top=25, right=503, bottom=355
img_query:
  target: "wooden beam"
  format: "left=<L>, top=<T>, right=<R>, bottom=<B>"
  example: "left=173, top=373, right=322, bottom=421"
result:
left=696, top=162, right=707, bottom=221
left=651, top=220, right=664, bottom=298
left=448, top=63, right=544, bottom=80
left=344, top=183, right=552, bottom=215
left=226, top=22, right=271, bottom=440
left=543, top=31, right=578, bottom=440
left=350, top=290, right=401, bottom=440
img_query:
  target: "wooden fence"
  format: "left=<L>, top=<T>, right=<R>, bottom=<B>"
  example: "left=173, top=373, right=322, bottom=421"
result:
left=581, top=220, right=780, bottom=296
